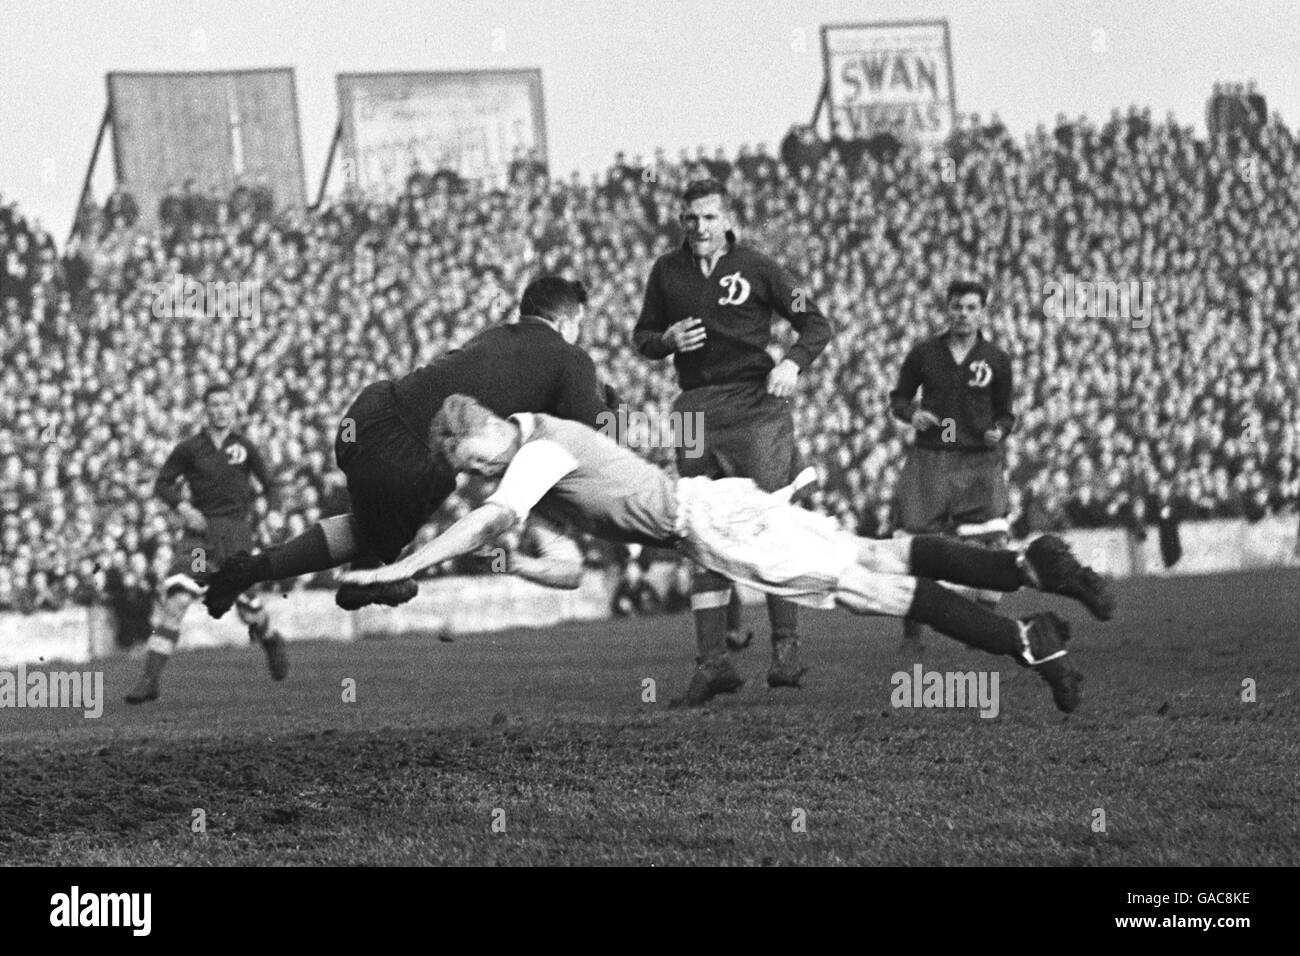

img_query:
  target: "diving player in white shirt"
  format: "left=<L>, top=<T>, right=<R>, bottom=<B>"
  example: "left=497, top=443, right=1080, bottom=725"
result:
left=339, top=395, right=1116, bottom=712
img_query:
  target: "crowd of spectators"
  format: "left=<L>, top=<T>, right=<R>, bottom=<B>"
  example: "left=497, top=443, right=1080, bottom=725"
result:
left=1, top=104, right=1297, bottom=615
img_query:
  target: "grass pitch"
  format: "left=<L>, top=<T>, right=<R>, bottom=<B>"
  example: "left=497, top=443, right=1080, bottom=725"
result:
left=1, top=568, right=1296, bottom=865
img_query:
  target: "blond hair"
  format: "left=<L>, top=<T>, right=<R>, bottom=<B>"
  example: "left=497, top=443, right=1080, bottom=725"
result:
left=429, top=393, right=495, bottom=462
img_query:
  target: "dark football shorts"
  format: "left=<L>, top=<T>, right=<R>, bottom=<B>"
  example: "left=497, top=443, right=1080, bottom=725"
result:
left=164, top=516, right=255, bottom=596
left=892, top=446, right=1010, bottom=536
left=672, top=381, right=799, bottom=492
left=335, top=380, right=457, bottom=564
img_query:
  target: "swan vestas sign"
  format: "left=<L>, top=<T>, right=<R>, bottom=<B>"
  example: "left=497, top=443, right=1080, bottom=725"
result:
left=821, top=21, right=957, bottom=149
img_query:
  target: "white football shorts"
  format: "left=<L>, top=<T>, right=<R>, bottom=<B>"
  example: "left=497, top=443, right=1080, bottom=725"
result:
left=674, top=476, right=858, bottom=609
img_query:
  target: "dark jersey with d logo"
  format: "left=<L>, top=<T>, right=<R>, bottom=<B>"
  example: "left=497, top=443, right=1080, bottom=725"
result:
left=633, top=237, right=832, bottom=391
left=889, top=332, right=1016, bottom=451
left=154, top=430, right=273, bottom=519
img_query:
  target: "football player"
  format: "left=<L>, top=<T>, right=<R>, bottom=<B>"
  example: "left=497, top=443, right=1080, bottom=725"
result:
left=124, top=382, right=287, bottom=703
left=634, top=177, right=832, bottom=703
left=201, top=276, right=612, bottom=618
left=340, top=395, right=1117, bottom=713
left=889, top=280, right=1017, bottom=652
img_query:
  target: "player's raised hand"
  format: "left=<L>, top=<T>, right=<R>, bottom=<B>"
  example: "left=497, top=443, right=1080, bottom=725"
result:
left=663, top=317, right=707, bottom=353
left=911, top=409, right=942, bottom=431
left=983, top=427, right=1004, bottom=447
left=766, top=358, right=799, bottom=398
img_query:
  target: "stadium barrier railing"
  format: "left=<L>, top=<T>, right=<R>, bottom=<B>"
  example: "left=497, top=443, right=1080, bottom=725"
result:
left=1, top=517, right=1295, bottom=667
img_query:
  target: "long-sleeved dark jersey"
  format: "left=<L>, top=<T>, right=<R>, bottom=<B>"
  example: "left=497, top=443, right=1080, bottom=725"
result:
left=889, top=332, right=1016, bottom=451
left=154, top=430, right=274, bottom=519
left=392, top=317, right=610, bottom=436
left=634, top=236, right=832, bottom=390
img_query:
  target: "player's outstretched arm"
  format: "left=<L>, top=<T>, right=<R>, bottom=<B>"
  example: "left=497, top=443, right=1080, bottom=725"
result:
left=509, top=518, right=584, bottom=590
left=340, top=502, right=517, bottom=587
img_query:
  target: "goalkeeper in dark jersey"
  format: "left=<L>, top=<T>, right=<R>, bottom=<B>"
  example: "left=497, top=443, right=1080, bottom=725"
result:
left=201, top=276, right=612, bottom=618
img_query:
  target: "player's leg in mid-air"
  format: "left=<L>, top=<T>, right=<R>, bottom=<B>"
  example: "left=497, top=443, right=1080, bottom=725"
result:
left=852, top=532, right=1116, bottom=624
left=955, top=524, right=1012, bottom=603
left=949, top=446, right=1014, bottom=607
left=203, top=513, right=372, bottom=616
left=678, top=477, right=1114, bottom=711
left=892, top=448, right=1014, bottom=653
left=202, top=382, right=456, bottom=617
left=125, top=517, right=288, bottom=704
left=838, top=530, right=1114, bottom=711
left=830, top=560, right=1081, bottom=712
left=327, top=383, right=457, bottom=608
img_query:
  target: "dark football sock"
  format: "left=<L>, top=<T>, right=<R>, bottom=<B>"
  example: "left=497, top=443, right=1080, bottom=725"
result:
left=138, top=650, right=169, bottom=682
left=766, top=594, right=798, bottom=643
left=725, top=589, right=743, bottom=634
left=905, top=578, right=1020, bottom=657
left=138, top=625, right=180, bottom=681
left=264, top=524, right=336, bottom=581
left=692, top=569, right=732, bottom=662
left=909, top=535, right=1022, bottom=592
